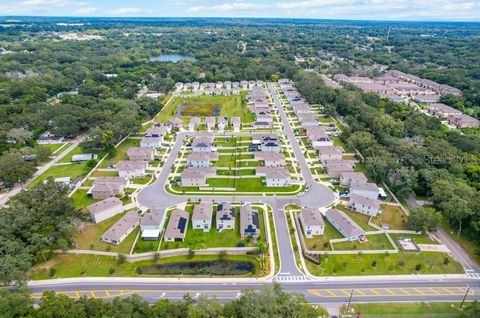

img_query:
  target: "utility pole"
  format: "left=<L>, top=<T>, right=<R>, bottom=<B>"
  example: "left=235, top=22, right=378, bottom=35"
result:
left=346, top=289, right=355, bottom=313
left=460, top=286, right=470, bottom=309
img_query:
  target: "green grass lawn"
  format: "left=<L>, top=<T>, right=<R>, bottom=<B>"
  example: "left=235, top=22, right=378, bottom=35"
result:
left=35, top=142, right=68, bottom=154
left=215, top=154, right=237, bottom=167
left=90, top=170, right=119, bottom=177
left=28, top=162, right=91, bottom=188
left=29, top=254, right=261, bottom=279
left=133, top=237, right=160, bottom=253
left=306, top=251, right=463, bottom=276
left=372, top=204, right=409, bottom=230
left=208, top=178, right=236, bottom=188
left=75, top=212, right=138, bottom=254
left=71, top=189, right=97, bottom=211
left=99, top=138, right=141, bottom=168
left=333, top=137, right=353, bottom=152
left=215, top=137, right=237, bottom=147
left=341, top=302, right=463, bottom=317
left=161, top=204, right=265, bottom=251
left=335, top=205, right=377, bottom=231
left=332, top=234, right=394, bottom=251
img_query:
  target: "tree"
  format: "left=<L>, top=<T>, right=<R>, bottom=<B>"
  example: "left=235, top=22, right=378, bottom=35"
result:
left=461, top=301, right=480, bottom=317
left=407, top=206, right=443, bottom=233
left=0, top=286, right=33, bottom=318
left=0, top=149, right=36, bottom=186
left=7, top=128, right=32, bottom=145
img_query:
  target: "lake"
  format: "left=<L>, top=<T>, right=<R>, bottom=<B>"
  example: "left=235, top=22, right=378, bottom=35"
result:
left=149, top=54, right=196, bottom=63
left=138, top=259, right=255, bottom=276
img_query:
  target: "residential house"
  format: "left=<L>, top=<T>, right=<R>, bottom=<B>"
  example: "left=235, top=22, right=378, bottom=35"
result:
left=240, top=205, right=260, bottom=239
left=192, top=135, right=214, bottom=152
left=140, top=136, right=162, bottom=148
left=339, top=172, right=368, bottom=186
left=350, top=182, right=380, bottom=200
left=187, top=152, right=219, bottom=168
left=205, top=117, right=216, bottom=132
left=299, top=207, right=325, bottom=238
left=116, top=160, right=148, bottom=179
left=169, top=118, right=183, bottom=129
left=324, top=160, right=355, bottom=178
left=256, top=167, right=291, bottom=187
left=232, top=117, right=241, bottom=132
left=192, top=202, right=213, bottom=232
left=325, top=208, right=365, bottom=241
left=37, top=132, right=65, bottom=144
left=218, top=117, right=228, bottom=132
left=88, top=197, right=123, bottom=223
left=253, top=121, right=273, bottom=129
left=317, top=146, right=344, bottom=163
left=254, top=152, right=286, bottom=167
left=307, top=127, right=333, bottom=148
left=145, top=126, right=168, bottom=138
left=71, top=153, right=98, bottom=162
left=140, top=208, right=166, bottom=240
left=164, top=209, right=189, bottom=242
left=348, top=193, right=381, bottom=217
left=216, top=203, right=236, bottom=231
left=127, top=147, right=155, bottom=161
left=175, top=82, right=183, bottom=91
left=428, top=103, right=462, bottom=119
left=180, top=167, right=216, bottom=187
left=90, top=177, right=128, bottom=200
left=189, top=117, right=201, bottom=131
left=447, top=114, right=480, bottom=128
left=101, top=211, right=140, bottom=245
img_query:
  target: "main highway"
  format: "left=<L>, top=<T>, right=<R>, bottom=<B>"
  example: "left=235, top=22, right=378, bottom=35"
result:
left=28, top=82, right=480, bottom=305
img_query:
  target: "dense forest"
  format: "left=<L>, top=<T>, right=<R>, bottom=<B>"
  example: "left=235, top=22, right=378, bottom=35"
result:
left=295, top=71, right=480, bottom=251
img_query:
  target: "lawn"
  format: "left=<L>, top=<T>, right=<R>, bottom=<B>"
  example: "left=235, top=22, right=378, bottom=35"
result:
left=28, top=162, right=91, bottom=188
left=71, top=189, right=97, bottom=211
left=133, top=237, right=160, bottom=254
left=161, top=204, right=265, bottom=251
left=341, top=302, right=463, bottom=317
left=306, top=251, right=463, bottom=276
left=372, top=204, right=408, bottom=230
left=215, top=154, right=237, bottom=167
left=29, top=254, right=261, bottom=279
left=215, top=137, right=237, bottom=147
left=90, top=170, right=119, bottom=177
left=35, top=142, right=68, bottom=154
left=235, top=178, right=298, bottom=193
left=331, top=233, right=394, bottom=251
left=99, top=138, right=141, bottom=168
left=75, top=212, right=138, bottom=254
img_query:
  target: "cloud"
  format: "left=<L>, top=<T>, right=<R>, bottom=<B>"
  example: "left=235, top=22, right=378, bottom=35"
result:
left=21, top=0, right=69, bottom=6
left=443, top=2, right=476, bottom=11
left=111, top=7, right=143, bottom=15
left=212, top=2, right=270, bottom=11
left=276, top=0, right=354, bottom=9
left=187, top=6, right=204, bottom=13
left=76, top=7, right=96, bottom=14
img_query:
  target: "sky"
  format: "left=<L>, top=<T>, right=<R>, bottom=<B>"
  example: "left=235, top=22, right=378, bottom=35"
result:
left=0, top=0, right=479, bottom=22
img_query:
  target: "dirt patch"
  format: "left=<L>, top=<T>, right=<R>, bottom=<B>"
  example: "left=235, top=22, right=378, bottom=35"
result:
left=181, top=102, right=222, bottom=116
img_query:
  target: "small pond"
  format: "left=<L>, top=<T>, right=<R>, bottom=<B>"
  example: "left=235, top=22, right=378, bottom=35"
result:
left=149, top=54, right=196, bottom=63
left=139, top=259, right=255, bottom=276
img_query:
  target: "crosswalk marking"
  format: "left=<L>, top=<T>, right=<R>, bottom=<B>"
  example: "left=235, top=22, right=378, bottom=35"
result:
left=467, top=272, right=480, bottom=279
left=274, top=275, right=311, bottom=282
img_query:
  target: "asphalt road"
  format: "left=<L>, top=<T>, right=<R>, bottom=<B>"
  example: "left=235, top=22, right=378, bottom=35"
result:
left=29, top=279, right=480, bottom=303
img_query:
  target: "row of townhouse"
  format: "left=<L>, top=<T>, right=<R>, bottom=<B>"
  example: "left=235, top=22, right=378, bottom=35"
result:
left=279, top=79, right=322, bottom=128
left=164, top=203, right=260, bottom=241
left=175, top=80, right=264, bottom=92
left=248, top=85, right=275, bottom=128
left=188, top=116, right=242, bottom=132
left=426, top=103, right=480, bottom=128
left=250, top=133, right=282, bottom=153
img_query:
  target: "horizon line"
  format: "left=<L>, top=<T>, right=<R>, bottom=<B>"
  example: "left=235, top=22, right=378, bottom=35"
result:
left=1, top=15, right=480, bottom=24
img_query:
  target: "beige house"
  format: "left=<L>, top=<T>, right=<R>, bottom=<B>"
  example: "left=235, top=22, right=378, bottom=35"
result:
left=299, top=207, right=325, bottom=238
left=101, top=211, right=140, bottom=245
left=192, top=202, right=213, bottom=232
left=164, top=209, right=189, bottom=242
left=127, top=147, right=155, bottom=161
left=180, top=167, right=216, bottom=187
left=90, top=177, right=128, bottom=200
left=88, top=197, right=123, bottom=223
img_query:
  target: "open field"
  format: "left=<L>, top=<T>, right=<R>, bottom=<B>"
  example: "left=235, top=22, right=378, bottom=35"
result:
left=99, top=138, right=141, bottom=168
left=372, top=204, right=408, bottom=230
left=306, top=251, right=463, bottom=276
left=70, top=189, right=97, bottom=211
left=331, top=233, right=394, bottom=251
left=340, top=302, right=463, bottom=318
left=29, top=254, right=261, bottom=279
left=155, top=92, right=250, bottom=123
left=28, top=162, right=91, bottom=188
